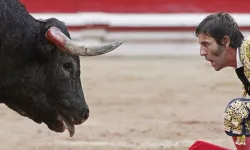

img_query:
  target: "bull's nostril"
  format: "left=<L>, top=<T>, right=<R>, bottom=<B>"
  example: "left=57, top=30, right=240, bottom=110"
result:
left=82, top=108, right=89, bottom=120
left=73, top=109, right=89, bottom=125
left=83, top=112, right=89, bottom=120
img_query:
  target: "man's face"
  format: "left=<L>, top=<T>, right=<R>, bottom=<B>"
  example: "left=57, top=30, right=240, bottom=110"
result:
left=198, top=33, right=227, bottom=71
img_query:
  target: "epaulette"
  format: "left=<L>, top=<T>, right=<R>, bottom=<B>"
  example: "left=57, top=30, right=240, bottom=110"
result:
left=240, top=36, right=250, bottom=70
left=239, top=36, right=250, bottom=97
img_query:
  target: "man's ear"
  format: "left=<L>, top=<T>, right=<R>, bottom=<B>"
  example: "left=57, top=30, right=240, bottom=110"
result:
left=222, top=36, right=230, bottom=48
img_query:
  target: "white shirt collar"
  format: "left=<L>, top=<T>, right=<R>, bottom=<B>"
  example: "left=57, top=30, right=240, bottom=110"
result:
left=236, top=48, right=243, bottom=68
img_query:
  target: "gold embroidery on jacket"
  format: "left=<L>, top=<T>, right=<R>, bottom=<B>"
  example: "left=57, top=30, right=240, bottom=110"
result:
left=224, top=37, right=250, bottom=145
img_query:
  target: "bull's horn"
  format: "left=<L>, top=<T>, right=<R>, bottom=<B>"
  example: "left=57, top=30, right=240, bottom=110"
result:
left=45, top=27, right=124, bottom=56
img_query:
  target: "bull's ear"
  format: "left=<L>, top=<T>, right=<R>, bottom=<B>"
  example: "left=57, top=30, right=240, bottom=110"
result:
left=38, top=18, right=69, bottom=58
left=44, top=18, right=70, bottom=38
left=37, top=43, right=56, bottom=59
left=37, top=19, right=59, bottom=58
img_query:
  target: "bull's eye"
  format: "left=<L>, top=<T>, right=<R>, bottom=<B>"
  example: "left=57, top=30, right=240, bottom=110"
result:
left=63, top=62, right=73, bottom=71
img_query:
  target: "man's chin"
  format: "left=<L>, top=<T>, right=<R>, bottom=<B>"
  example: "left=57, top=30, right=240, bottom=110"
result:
left=214, top=67, right=221, bottom=71
left=213, top=66, right=224, bottom=71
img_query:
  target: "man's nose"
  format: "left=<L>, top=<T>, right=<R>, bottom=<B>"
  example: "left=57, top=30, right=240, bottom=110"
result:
left=200, top=47, right=207, bottom=56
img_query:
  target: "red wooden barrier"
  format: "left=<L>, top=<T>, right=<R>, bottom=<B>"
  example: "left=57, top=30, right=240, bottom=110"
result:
left=20, top=0, right=250, bottom=13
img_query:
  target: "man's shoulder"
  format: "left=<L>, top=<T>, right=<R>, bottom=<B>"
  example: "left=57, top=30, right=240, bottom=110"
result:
left=239, top=36, right=250, bottom=69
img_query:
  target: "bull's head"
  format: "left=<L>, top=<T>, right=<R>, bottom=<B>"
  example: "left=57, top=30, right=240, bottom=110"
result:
left=2, top=18, right=123, bottom=137
left=43, top=19, right=123, bottom=136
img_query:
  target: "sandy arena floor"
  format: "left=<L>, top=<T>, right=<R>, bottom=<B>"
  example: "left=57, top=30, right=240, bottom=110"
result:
left=0, top=55, right=242, bottom=150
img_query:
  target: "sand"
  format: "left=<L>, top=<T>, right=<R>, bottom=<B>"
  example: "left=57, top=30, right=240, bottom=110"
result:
left=0, top=55, right=242, bottom=150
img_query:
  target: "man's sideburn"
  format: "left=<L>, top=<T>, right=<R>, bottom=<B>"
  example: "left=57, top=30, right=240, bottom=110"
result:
left=213, top=45, right=224, bottom=56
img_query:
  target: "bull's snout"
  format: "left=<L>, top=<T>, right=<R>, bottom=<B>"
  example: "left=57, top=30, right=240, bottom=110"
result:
left=58, top=105, right=89, bottom=137
left=72, top=106, right=89, bottom=125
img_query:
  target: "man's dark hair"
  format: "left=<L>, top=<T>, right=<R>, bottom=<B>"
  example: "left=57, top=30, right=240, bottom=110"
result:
left=194, top=12, right=244, bottom=48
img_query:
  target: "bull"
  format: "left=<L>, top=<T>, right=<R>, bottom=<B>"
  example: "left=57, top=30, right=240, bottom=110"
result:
left=0, top=0, right=123, bottom=136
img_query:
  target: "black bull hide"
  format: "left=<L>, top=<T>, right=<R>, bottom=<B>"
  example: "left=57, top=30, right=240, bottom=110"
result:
left=0, top=0, right=123, bottom=136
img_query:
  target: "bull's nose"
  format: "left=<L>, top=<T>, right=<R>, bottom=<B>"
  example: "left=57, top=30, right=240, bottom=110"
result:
left=81, top=108, right=89, bottom=120
left=71, top=107, right=89, bottom=125
left=74, top=107, right=89, bottom=124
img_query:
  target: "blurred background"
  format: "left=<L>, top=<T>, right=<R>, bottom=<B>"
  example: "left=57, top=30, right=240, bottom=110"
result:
left=20, top=0, right=250, bottom=55
left=2, top=0, right=249, bottom=150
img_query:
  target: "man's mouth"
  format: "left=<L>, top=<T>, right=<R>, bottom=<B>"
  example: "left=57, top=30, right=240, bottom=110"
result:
left=210, top=61, right=215, bottom=67
left=205, top=59, right=214, bottom=67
